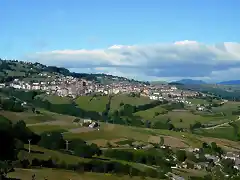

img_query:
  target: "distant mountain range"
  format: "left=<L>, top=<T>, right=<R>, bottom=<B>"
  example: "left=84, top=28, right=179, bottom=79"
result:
left=171, top=79, right=240, bottom=85
left=217, top=80, right=240, bottom=85
left=171, top=79, right=207, bottom=85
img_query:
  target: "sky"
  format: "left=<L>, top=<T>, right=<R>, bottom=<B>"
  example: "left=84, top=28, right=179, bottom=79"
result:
left=0, top=0, right=240, bottom=82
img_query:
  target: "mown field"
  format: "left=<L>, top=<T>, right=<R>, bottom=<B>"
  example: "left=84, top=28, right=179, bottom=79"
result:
left=8, top=168, right=159, bottom=180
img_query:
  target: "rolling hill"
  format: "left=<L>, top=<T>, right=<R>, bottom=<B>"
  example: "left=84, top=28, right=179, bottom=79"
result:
left=0, top=59, right=145, bottom=84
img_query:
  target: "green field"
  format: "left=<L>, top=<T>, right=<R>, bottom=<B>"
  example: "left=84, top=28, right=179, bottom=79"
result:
left=63, top=123, right=196, bottom=148
left=134, top=105, right=167, bottom=120
left=0, top=111, right=56, bottom=124
left=153, top=111, right=229, bottom=128
left=195, top=121, right=240, bottom=141
left=75, top=94, right=153, bottom=113
left=2, top=93, right=240, bottom=149
left=8, top=168, right=158, bottom=180
left=195, top=127, right=237, bottom=141
left=212, top=101, right=240, bottom=113
left=186, top=98, right=208, bottom=105
left=2, top=108, right=239, bottom=149
left=0, top=109, right=78, bottom=125
left=33, top=94, right=240, bottom=130
left=110, top=94, right=153, bottom=112
left=75, top=96, right=109, bottom=112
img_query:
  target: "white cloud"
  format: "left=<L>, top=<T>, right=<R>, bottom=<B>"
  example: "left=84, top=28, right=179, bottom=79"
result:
left=25, top=40, right=240, bottom=82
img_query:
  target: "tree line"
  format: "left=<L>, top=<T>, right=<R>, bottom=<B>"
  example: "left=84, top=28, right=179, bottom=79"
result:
left=0, top=97, right=25, bottom=112
left=103, top=149, right=173, bottom=172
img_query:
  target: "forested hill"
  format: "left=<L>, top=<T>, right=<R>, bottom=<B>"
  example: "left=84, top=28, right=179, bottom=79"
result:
left=0, top=59, right=146, bottom=84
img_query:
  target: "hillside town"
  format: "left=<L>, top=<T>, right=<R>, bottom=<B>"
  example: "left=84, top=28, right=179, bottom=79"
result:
left=0, top=73, right=199, bottom=103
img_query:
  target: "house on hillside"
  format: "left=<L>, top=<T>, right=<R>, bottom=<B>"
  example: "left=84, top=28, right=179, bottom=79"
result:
left=89, top=122, right=99, bottom=128
left=84, top=119, right=92, bottom=124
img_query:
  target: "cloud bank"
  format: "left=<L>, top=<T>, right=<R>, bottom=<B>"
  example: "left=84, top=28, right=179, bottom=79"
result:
left=25, top=40, right=240, bottom=82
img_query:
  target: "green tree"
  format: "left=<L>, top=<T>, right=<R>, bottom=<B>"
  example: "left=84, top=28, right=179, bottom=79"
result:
left=221, top=158, right=237, bottom=175
left=38, top=132, right=65, bottom=150
left=74, top=144, right=93, bottom=158
left=89, top=143, right=102, bottom=156
left=189, top=124, right=194, bottom=133
left=176, top=150, right=187, bottom=162
left=0, top=121, right=20, bottom=179
left=13, top=120, right=32, bottom=143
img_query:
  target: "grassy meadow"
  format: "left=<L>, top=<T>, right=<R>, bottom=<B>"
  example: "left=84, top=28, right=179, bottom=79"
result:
left=110, top=94, right=153, bottom=112
left=75, top=96, right=109, bottom=112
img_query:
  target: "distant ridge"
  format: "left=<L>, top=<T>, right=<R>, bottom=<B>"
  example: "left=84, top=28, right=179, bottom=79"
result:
left=150, top=81, right=168, bottom=85
left=171, top=79, right=207, bottom=85
left=218, top=80, right=240, bottom=85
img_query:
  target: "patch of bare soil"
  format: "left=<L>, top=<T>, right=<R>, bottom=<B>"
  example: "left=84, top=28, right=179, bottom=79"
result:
left=111, top=138, right=128, bottom=143
left=148, top=135, right=188, bottom=148
left=104, top=123, right=115, bottom=131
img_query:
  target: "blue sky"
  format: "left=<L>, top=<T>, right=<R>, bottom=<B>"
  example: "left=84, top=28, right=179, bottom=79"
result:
left=0, top=0, right=240, bottom=82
